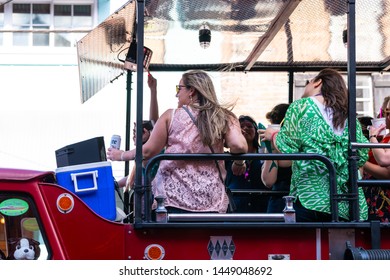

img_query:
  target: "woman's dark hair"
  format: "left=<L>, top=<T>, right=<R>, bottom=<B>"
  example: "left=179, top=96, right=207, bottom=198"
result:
left=266, top=103, right=290, bottom=124
left=239, top=115, right=260, bottom=152
left=358, top=116, right=373, bottom=140
left=314, top=68, right=348, bottom=130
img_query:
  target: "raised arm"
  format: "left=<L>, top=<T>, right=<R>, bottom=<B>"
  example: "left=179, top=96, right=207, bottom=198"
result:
left=148, top=72, right=159, bottom=123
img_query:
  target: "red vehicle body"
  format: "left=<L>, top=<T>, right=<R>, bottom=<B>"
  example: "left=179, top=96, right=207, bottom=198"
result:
left=1, top=167, right=390, bottom=260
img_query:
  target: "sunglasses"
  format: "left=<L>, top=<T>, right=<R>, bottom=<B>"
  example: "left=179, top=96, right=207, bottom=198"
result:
left=176, top=85, right=187, bottom=94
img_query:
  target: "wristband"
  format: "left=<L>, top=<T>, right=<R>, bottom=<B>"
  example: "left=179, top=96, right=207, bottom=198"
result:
left=120, top=151, right=125, bottom=161
left=271, top=131, right=278, bottom=142
left=369, top=135, right=377, bottom=140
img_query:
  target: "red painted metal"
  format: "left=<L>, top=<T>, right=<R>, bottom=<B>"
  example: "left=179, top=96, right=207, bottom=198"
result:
left=1, top=168, right=390, bottom=260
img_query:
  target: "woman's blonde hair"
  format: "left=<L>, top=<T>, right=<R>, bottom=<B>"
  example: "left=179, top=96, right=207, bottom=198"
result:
left=182, top=70, right=237, bottom=146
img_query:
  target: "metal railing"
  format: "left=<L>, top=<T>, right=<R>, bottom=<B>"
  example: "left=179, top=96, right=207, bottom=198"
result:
left=134, top=153, right=338, bottom=226
left=352, top=142, right=390, bottom=188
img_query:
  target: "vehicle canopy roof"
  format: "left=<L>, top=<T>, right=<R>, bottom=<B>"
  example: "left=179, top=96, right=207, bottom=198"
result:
left=77, top=0, right=390, bottom=102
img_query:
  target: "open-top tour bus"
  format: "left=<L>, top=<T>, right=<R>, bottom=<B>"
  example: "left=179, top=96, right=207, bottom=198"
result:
left=1, top=0, right=390, bottom=260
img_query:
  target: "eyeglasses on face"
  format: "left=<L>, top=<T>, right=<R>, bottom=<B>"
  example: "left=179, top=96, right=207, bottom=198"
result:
left=176, top=85, right=187, bottom=94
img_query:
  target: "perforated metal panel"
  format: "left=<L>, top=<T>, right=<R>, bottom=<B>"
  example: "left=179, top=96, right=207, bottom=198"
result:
left=77, top=0, right=390, bottom=102
left=77, top=1, right=136, bottom=103
left=142, top=0, right=390, bottom=67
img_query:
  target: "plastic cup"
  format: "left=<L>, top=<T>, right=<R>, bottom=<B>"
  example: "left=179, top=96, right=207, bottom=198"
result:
left=268, top=124, right=281, bottom=131
left=371, top=118, right=386, bottom=136
left=264, top=124, right=280, bottom=153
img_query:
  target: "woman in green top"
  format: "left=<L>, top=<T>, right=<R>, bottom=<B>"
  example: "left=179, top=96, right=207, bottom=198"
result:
left=259, top=68, right=369, bottom=222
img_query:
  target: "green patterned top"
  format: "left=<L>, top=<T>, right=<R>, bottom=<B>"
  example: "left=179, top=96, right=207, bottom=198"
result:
left=276, top=97, right=368, bottom=221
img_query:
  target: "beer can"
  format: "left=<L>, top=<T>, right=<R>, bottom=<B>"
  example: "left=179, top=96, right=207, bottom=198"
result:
left=110, top=135, right=121, bottom=149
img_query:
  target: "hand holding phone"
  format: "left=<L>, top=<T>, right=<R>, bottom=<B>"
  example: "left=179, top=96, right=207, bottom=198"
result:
left=142, top=120, right=154, bottom=131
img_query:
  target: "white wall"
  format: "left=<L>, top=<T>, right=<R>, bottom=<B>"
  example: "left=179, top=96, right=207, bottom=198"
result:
left=0, top=62, right=182, bottom=180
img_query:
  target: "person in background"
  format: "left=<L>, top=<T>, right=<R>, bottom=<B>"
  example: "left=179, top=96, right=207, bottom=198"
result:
left=108, top=70, right=247, bottom=214
left=116, top=72, right=159, bottom=188
left=364, top=96, right=390, bottom=166
left=259, top=68, right=369, bottom=222
left=358, top=116, right=374, bottom=140
left=368, top=123, right=390, bottom=166
left=261, top=103, right=292, bottom=213
left=363, top=96, right=390, bottom=222
left=225, top=115, right=268, bottom=213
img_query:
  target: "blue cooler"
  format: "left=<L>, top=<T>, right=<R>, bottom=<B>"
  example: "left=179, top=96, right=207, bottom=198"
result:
left=55, top=161, right=116, bottom=220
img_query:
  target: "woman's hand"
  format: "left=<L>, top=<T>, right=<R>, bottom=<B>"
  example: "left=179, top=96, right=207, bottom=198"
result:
left=231, top=161, right=246, bottom=176
left=147, top=72, right=157, bottom=91
left=258, top=127, right=277, bottom=142
left=369, top=123, right=386, bottom=138
left=107, top=148, right=124, bottom=161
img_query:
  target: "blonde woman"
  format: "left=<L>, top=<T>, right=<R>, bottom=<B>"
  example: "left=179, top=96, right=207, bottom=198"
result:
left=108, top=70, right=247, bottom=213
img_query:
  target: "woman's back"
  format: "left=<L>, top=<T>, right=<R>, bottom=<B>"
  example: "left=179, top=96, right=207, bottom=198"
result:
left=107, top=70, right=247, bottom=215
left=152, top=106, right=228, bottom=213
left=276, top=97, right=368, bottom=220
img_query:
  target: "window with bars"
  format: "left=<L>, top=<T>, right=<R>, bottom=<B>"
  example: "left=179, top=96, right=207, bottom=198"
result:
left=53, top=4, right=93, bottom=47
left=294, top=73, right=374, bottom=117
left=355, top=75, right=374, bottom=117
left=5, top=3, right=93, bottom=47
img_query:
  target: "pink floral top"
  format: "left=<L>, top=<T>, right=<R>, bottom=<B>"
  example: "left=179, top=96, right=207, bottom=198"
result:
left=152, top=106, right=229, bottom=213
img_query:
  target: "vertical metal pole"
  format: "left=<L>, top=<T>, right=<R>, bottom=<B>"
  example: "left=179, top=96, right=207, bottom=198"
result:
left=125, top=70, right=132, bottom=177
left=288, top=71, right=294, bottom=103
left=347, top=0, right=359, bottom=221
left=134, top=0, right=145, bottom=224
left=123, top=70, right=132, bottom=217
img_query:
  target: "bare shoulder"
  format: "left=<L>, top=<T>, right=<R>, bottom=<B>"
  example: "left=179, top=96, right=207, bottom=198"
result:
left=160, top=109, right=174, bottom=120
left=154, top=109, right=174, bottom=127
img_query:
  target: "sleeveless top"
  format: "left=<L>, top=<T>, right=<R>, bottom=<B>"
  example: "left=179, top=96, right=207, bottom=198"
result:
left=152, top=106, right=229, bottom=213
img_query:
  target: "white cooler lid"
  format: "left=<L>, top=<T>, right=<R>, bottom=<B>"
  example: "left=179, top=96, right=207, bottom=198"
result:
left=55, top=161, right=112, bottom=173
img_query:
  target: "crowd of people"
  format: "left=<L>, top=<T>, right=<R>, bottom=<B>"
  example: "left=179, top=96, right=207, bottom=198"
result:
left=362, top=97, right=390, bottom=222
left=107, top=68, right=390, bottom=223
